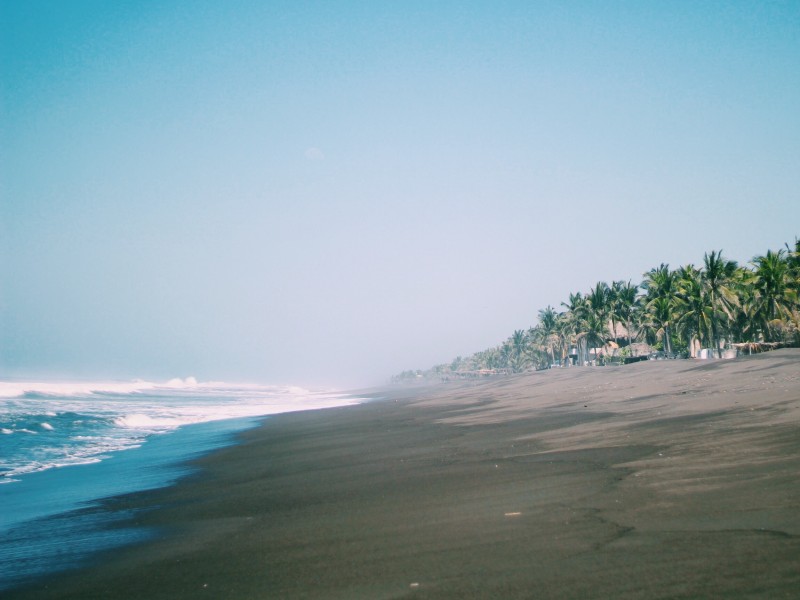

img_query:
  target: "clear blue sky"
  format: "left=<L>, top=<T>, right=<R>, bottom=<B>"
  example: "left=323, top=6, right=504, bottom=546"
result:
left=2, top=1, right=798, bottom=386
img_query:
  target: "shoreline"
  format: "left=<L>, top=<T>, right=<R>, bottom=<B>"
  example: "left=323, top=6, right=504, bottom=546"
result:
left=0, top=415, right=268, bottom=592
left=7, top=351, right=800, bottom=599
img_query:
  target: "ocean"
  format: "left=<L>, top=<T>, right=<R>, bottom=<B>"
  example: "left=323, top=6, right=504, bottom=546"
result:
left=0, top=378, right=360, bottom=591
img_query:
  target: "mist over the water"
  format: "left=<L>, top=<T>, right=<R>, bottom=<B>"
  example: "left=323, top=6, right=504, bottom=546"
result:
left=2, top=2, right=798, bottom=385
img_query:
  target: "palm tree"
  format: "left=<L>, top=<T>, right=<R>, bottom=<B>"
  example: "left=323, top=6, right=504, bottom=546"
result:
left=608, top=283, right=622, bottom=341
left=788, top=240, right=800, bottom=342
left=583, top=309, right=610, bottom=363
left=555, top=311, right=573, bottom=366
left=538, top=306, right=559, bottom=367
left=510, top=329, right=528, bottom=373
left=751, top=249, right=798, bottom=342
left=612, top=280, right=639, bottom=352
left=588, top=282, right=612, bottom=325
left=527, top=326, right=553, bottom=370
left=642, top=264, right=677, bottom=355
left=573, top=282, right=609, bottom=364
left=674, top=265, right=710, bottom=356
left=394, top=238, right=800, bottom=384
left=785, top=238, right=800, bottom=280
left=561, top=284, right=612, bottom=365
left=726, top=264, right=760, bottom=345
left=702, top=250, right=739, bottom=357
left=641, top=296, right=674, bottom=353
left=499, top=342, right=513, bottom=370
left=484, top=346, right=502, bottom=370
left=562, top=292, right=589, bottom=365
left=450, top=356, right=465, bottom=373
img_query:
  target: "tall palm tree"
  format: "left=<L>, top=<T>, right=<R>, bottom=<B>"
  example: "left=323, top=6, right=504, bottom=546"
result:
left=702, top=250, right=739, bottom=357
left=642, top=264, right=677, bottom=355
left=608, top=283, right=622, bottom=341
left=751, top=249, right=798, bottom=342
left=562, top=292, right=589, bottom=365
left=726, top=266, right=757, bottom=344
left=788, top=240, right=800, bottom=342
left=538, top=306, right=559, bottom=367
left=641, top=296, right=673, bottom=353
left=674, top=265, right=711, bottom=356
left=583, top=309, right=610, bottom=363
left=510, top=329, right=528, bottom=373
left=785, top=238, right=800, bottom=280
left=580, top=282, right=612, bottom=363
left=527, top=326, right=553, bottom=370
left=554, top=311, right=573, bottom=366
left=588, top=282, right=612, bottom=325
left=612, top=280, right=639, bottom=352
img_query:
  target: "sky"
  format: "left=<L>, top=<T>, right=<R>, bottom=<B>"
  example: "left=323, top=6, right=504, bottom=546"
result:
left=1, top=1, right=798, bottom=387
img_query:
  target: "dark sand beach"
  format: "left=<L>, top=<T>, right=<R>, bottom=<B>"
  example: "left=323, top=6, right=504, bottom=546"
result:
left=8, top=350, right=800, bottom=599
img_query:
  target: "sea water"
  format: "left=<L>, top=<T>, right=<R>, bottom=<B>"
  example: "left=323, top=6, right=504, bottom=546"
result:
left=0, top=378, right=359, bottom=590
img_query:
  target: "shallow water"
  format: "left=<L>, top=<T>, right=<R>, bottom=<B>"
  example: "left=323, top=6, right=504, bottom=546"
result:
left=0, top=380, right=359, bottom=591
left=0, top=416, right=258, bottom=590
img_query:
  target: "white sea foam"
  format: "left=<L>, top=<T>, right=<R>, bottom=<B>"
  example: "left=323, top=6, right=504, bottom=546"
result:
left=0, top=378, right=360, bottom=483
left=0, top=379, right=159, bottom=399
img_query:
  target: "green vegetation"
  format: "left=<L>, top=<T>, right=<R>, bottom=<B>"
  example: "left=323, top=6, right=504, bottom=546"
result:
left=393, top=240, right=800, bottom=382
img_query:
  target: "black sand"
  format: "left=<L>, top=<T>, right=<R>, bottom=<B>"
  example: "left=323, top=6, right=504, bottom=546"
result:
left=8, top=350, right=800, bottom=599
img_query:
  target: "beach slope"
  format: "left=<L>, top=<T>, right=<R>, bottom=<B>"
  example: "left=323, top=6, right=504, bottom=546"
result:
left=9, top=350, right=800, bottom=599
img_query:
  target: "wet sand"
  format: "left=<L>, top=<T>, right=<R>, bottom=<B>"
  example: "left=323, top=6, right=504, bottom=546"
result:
left=9, top=350, right=800, bottom=599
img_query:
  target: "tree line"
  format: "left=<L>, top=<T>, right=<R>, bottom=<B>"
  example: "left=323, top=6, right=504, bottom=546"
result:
left=393, top=239, right=799, bottom=382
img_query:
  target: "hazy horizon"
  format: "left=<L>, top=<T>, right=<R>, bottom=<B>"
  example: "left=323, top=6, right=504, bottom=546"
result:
left=2, top=2, right=798, bottom=388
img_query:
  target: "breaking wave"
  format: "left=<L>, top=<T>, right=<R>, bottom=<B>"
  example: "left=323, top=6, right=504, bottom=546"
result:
left=0, top=378, right=358, bottom=483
